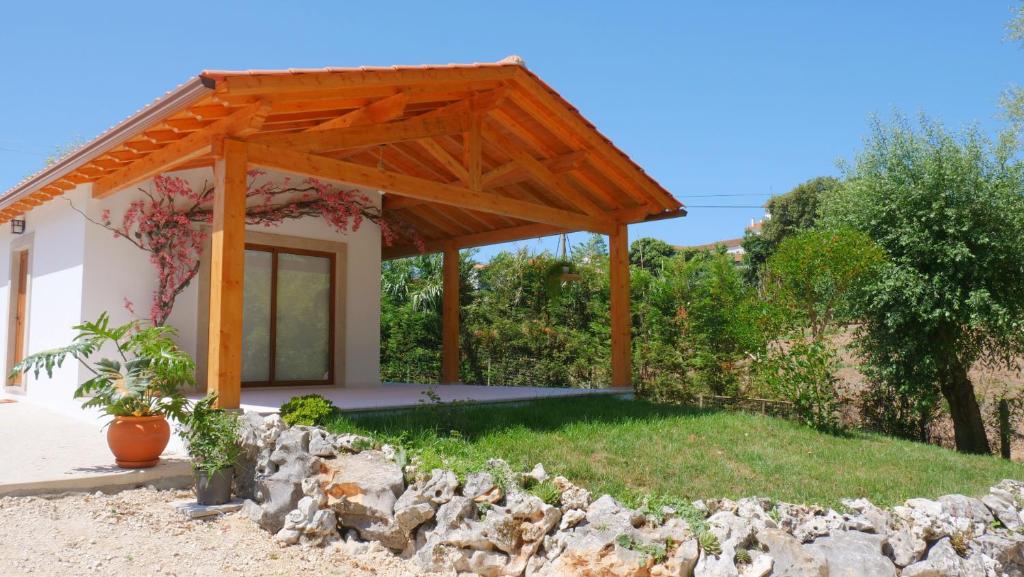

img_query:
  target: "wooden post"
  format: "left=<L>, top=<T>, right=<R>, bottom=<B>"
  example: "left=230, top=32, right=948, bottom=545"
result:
left=999, top=399, right=1012, bottom=460
left=206, top=139, right=248, bottom=409
left=609, top=222, right=632, bottom=388
left=441, top=242, right=460, bottom=384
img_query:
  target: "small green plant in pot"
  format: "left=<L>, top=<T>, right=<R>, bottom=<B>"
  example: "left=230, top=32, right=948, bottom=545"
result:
left=11, top=312, right=193, bottom=468
left=178, top=394, right=241, bottom=505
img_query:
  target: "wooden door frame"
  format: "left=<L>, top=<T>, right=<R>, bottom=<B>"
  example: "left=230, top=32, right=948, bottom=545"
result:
left=5, top=243, right=31, bottom=392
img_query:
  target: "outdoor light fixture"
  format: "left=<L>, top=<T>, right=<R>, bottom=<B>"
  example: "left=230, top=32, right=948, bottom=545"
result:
left=10, top=219, right=25, bottom=235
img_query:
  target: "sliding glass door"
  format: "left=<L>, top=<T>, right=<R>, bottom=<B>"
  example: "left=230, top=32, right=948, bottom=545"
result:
left=241, top=245, right=335, bottom=386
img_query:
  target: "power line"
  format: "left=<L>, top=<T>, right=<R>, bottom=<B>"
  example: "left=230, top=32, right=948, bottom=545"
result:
left=684, top=204, right=767, bottom=208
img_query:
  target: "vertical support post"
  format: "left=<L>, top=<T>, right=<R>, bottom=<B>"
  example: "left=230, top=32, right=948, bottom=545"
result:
left=441, top=242, right=460, bottom=384
left=999, top=399, right=1012, bottom=460
left=609, top=222, right=632, bottom=388
left=207, top=139, right=248, bottom=409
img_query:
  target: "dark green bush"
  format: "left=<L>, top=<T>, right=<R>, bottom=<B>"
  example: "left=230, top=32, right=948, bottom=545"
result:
left=280, top=394, right=337, bottom=426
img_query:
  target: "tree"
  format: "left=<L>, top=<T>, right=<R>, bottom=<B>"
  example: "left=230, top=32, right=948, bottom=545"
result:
left=629, top=237, right=676, bottom=272
left=763, top=228, right=884, bottom=341
left=742, top=176, right=840, bottom=283
left=1003, top=3, right=1024, bottom=129
left=822, top=115, right=1024, bottom=454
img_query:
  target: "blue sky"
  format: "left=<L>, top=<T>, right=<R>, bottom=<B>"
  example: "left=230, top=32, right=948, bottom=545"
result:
left=0, top=1, right=1020, bottom=259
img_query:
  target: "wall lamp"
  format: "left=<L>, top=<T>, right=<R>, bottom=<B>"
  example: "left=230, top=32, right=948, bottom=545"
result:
left=10, top=219, right=25, bottom=235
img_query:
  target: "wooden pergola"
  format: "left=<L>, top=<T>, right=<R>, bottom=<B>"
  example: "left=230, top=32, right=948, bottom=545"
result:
left=0, top=57, right=685, bottom=408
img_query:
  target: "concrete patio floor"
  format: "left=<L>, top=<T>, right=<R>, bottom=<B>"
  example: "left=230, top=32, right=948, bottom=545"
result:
left=220, top=382, right=630, bottom=414
left=0, top=400, right=191, bottom=498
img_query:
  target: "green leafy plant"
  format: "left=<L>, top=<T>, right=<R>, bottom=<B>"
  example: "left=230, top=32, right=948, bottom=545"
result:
left=734, top=549, right=752, bottom=565
left=615, top=534, right=668, bottom=564
left=528, top=480, right=562, bottom=506
left=178, top=394, right=241, bottom=475
left=757, top=341, right=843, bottom=433
left=698, top=531, right=721, bottom=556
left=10, top=312, right=193, bottom=420
left=279, top=394, right=337, bottom=426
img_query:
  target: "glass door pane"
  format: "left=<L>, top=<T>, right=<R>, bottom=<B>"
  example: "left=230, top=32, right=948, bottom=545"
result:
left=274, top=252, right=332, bottom=381
left=241, top=249, right=273, bottom=382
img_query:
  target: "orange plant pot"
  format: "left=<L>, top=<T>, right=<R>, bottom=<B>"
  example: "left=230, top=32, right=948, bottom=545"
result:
left=106, top=415, right=171, bottom=468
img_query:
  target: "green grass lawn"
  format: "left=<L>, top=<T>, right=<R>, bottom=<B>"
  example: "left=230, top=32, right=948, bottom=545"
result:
left=323, top=395, right=1024, bottom=509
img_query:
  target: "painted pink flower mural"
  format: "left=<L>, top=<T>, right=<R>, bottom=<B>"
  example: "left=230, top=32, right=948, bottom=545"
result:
left=83, top=171, right=420, bottom=325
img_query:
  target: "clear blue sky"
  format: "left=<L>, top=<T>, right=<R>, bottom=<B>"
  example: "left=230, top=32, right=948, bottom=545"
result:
left=0, top=1, right=1020, bottom=259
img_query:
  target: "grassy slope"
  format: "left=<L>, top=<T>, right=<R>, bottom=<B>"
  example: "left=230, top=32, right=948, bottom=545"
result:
left=324, top=396, right=1023, bottom=509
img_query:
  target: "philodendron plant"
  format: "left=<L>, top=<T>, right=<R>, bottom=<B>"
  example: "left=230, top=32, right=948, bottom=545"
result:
left=10, top=312, right=193, bottom=421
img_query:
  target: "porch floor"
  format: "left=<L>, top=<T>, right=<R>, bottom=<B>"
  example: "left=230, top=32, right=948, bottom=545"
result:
left=219, top=382, right=630, bottom=414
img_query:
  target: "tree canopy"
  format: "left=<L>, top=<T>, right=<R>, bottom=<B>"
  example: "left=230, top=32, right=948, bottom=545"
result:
left=821, top=115, right=1024, bottom=453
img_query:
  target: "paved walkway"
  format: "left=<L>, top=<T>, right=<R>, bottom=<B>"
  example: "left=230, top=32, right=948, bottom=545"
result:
left=0, top=400, right=191, bottom=497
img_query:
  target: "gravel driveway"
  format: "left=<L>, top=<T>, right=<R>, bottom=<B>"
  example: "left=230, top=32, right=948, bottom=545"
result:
left=0, top=488, right=448, bottom=577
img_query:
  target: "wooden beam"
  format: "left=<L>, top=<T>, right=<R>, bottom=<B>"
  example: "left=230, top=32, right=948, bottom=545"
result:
left=382, top=222, right=566, bottom=259
left=481, top=150, right=587, bottom=189
left=308, top=92, right=409, bottom=132
left=417, top=138, right=470, bottom=184
left=245, top=141, right=614, bottom=234
left=92, top=101, right=270, bottom=198
left=249, top=110, right=471, bottom=153
left=441, top=242, right=461, bottom=384
left=206, top=139, right=248, bottom=410
left=465, top=114, right=482, bottom=191
left=508, top=78, right=679, bottom=211
left=609, top=222, right=632, bottom=388
left=482, top=119, right=606, bottom=217
left=213, top=65, right=519, bottom=97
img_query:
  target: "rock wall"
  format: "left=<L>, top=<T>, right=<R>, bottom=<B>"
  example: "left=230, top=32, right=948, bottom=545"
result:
left=237, top=412, right=1024, bottom=577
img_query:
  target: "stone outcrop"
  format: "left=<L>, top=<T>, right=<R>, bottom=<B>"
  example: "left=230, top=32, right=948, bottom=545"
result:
left=236, top=412, right=1024, bottom=577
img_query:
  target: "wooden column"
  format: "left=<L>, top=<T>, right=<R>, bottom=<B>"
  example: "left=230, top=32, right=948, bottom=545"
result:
left=609, top=223, right=632, bottom=388
left=207, top=139, right=248, bottom=409
left=441, top=242, right=461, bottom=384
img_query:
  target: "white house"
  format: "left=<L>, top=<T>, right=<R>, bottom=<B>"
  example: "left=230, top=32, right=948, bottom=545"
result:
left=0, top=59, right=684, bottom=415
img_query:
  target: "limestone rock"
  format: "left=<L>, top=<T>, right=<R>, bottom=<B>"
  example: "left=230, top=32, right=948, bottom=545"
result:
left=886, top=527, right=927, bottom=567
left=841, top=497, right=891, bottom=534
left=651, top=538, right=699, bottom=577
left=756, top=528, right=827, bottom=577
left=972, top=533, right=1024, bottom=577
left=395, top=468, right=458, bottom=510
left=463, top=471, right=498, bottom=501
left=983, top=488, right=1023, bottom=531
left=902, top=537, right=989, bottom=577
left=321, top=451, right=405, bottom=520
left=740, top=554, right=773, bottom=577
left=805, top=530, right=896, bottom=577
left=553, top=476, right=592, bottom=511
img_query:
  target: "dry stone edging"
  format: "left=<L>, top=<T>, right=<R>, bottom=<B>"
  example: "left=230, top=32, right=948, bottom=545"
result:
left=235, top=412, right=1024, bottom=577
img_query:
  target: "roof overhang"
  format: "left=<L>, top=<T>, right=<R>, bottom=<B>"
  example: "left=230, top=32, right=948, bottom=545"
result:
left=1, top=57, right=685, bottom=256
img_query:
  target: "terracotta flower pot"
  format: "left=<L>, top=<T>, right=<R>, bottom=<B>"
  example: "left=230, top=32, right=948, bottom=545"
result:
left=106, top=415, right=170, bottom=468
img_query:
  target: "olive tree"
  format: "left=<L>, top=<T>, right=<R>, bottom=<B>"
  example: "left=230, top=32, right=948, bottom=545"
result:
left=823, top=116, right=1024, bottom=454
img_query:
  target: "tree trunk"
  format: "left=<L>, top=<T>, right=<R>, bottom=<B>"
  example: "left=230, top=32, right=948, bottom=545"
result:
left=939, top=361, right=991, bottom=454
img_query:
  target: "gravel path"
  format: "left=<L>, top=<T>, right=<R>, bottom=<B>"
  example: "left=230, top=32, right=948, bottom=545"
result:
left=0, top=488, right=449, bottom=577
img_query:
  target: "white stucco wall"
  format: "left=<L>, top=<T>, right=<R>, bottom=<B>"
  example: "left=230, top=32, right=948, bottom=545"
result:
left=1, top=167, right=383, bottom=415
left=0, top=188, right=88, bottom=418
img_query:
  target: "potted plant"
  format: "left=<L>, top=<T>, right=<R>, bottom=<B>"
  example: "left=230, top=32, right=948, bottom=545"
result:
left=11, top=312, right=192, bottom=468
left=178, top=394, right=240, bottom=505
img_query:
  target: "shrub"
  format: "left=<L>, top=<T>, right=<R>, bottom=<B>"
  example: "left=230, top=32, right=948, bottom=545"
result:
left=757, top=341, right=843, bottom=433
left=279, top=394, right=337, bottom=426
left=178, top=394, right=241, bottom=475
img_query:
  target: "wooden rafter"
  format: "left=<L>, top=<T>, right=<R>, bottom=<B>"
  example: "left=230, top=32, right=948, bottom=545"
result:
left=211, top=66, right=519, bottom=97
left=92, top=101, right=271, bottom=198
left=308, top=92, right=409, bottom=132
left=383, top=222, right=567, bottom=259
left=244, top=140, right=614, bottom=234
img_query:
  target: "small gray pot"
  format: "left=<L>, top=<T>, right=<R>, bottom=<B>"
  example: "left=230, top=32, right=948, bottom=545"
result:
left=194, top=467, right=234, bottom=505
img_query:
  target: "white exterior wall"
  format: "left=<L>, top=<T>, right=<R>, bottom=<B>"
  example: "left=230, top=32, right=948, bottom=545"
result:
left=1, top=167, right=383, bottom=415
